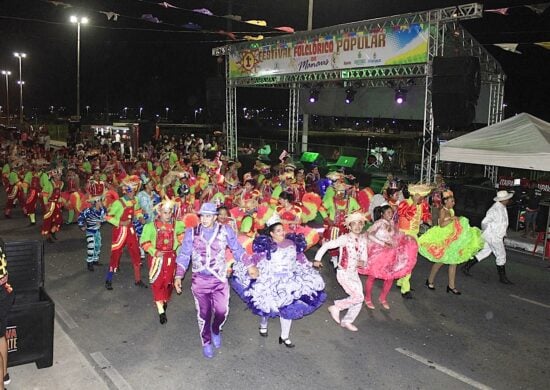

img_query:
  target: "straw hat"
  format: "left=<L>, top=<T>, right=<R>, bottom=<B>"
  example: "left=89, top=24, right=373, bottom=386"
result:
left=408, top=184, right=433, bottom=197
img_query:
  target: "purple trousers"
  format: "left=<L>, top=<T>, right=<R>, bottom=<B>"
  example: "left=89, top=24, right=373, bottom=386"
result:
left=191, top=273, right=230, bottom=346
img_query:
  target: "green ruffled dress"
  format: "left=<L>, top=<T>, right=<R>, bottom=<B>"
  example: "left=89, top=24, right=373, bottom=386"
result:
left=418, top=209, right=484, bottom=264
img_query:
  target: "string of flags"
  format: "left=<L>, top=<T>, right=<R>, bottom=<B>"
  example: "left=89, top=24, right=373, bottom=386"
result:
left=39, top=0, right=294, bottom=42
left=35, top=0, right=550, bottom=48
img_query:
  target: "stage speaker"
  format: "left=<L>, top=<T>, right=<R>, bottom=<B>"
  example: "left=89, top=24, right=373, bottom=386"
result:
left=206, top=77, right=225, bottom=123
left=432, top=56, right=481, bottom=128
left=334, top=156, right=357, bottom=168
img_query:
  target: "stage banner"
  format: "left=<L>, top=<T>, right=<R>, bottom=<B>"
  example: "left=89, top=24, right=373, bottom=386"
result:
left=229, top=23, right=429, bottom=78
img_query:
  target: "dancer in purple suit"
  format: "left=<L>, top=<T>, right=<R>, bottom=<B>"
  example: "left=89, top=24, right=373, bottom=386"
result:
left=174, top=202, right=259, bottom=359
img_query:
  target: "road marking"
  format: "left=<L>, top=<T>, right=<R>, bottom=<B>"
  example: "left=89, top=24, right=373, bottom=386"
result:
left=90, top=352, right=133, bottom=390
left=510, top=294, right=550, bottom=309
left=395, top=348, right=493, bottom=390
left=56, top=304, right=79, bottom=329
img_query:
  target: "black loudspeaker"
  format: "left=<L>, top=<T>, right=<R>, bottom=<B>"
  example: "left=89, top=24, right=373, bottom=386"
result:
left=432, top=56, right=481, bottom=128
left=206, top=77, right=225, bottom=123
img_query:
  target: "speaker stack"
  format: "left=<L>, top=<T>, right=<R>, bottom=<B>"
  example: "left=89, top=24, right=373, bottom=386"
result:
left=432, top=56, right=481, bottom=129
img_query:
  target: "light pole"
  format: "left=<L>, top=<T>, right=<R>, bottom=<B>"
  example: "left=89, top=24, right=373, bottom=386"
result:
left=1, top=70, right=11, bottom=126
left=123, top=106, right=128, bottom=118
left=70, top=15, right=89, bottom=119
left=85, top=105, right=90, bottom=116
left=139, top=107, right=143, bottom=120
left=165, top=107, right=169, bottom=120
left=13, top=52, right=26, bottom=123
left=194, top=107, right=202, bottom=122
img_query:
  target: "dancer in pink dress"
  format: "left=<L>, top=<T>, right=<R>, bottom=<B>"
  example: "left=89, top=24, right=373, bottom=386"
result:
left=359, top=205, right=418, bottom=310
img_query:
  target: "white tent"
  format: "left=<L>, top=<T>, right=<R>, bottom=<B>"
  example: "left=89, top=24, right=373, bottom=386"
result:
left=439, top=113, right=550, bottom=171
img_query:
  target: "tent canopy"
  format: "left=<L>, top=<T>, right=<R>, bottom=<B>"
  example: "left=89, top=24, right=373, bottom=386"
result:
left=439, top=113, right=550, bottom=171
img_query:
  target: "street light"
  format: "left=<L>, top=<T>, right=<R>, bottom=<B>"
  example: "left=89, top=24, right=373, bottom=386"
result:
left=13, top=52, right=26, bottom=123
left=1, top=70, right=11, bottom=126
left=123, top=107, right=128, bottom=118
left=165, top=107, right=169, bottom=120
left=139, top=107, right=143, bottom=120
left=194, top=107, right=202, bottom=123
left=85, top=105, right=90, bottom=116
left=70, top=15, right=89, bottom=118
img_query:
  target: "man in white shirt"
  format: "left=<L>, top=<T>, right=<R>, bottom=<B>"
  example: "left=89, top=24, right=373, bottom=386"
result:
left=462, top=190, right=513, bottom=284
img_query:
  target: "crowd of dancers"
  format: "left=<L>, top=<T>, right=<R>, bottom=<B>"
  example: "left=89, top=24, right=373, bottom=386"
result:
left=1, top=136, right=515, bottom=359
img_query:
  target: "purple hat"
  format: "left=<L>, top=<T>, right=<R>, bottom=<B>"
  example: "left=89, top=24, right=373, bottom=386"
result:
left=198, top=202, right=218, bottom=215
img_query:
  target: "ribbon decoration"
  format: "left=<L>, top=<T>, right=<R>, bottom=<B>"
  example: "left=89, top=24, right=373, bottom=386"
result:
left=494, top=43, right=522, bottom=54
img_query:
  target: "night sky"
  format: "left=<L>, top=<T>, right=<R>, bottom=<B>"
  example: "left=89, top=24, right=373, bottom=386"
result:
left=0, top=0, right=549, bottom=121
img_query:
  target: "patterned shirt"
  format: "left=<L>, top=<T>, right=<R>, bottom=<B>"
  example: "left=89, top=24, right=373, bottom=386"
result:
left=78, top=206, right=107, bottom=233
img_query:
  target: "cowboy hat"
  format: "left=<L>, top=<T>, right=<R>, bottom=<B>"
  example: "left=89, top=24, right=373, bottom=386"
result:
left=494, top=190, right=514, bottom=202
left=198, top=202, right=218, bottom=215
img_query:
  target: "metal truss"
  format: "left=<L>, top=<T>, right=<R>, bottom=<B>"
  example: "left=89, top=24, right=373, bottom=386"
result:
left=288, top=85, right=300, bottom=155
left=216, top=3, right=505, bottom=183
left=213, top=3, right=483, bottom=58
left=228, top=64, right=428, bottom=88
left=225, top=82, right=238, bottom=161
left=484, top=78, right=505, bottom=183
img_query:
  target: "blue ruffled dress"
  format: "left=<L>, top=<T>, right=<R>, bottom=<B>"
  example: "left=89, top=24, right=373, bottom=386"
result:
left=231, top=234, right=326, bottom=320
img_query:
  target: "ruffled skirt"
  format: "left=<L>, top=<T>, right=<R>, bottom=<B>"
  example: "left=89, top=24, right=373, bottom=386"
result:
left=231, top=261, right=326, bottom=320
left=358, top=233, right=418, bottom=279
left=418, top=216, right=484, bottom=264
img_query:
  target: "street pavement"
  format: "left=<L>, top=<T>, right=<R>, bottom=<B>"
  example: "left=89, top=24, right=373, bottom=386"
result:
left=1, top=202, right=549, bottom=390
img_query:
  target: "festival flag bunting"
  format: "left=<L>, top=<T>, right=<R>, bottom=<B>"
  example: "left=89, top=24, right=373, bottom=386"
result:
left=494, top=43, right=522, bottom=54
left=274, top=27, right=295, bottom=33
left=158, top=2, right=178, bottom=9
left=246, top=20, right=267, bottom=26
left=244, top=35, right=264, bottom=41
left=193, top=8, right=214, bottom=16
left=485, top=8, right=509, bottom=15
left=534, top=42, right=550, bottom=50
left=99, top=11, right=120, bottom=21
left=525, top=3, right=550, bottom=14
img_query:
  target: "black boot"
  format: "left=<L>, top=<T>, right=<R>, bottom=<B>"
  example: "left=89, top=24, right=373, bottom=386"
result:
left=497, top=265, right=513, bottom=284
left=461, top=258, right=478, bottom=276
left=87, top=263, right=94, bottom=272
left=159, top=313, right=167, bottom=325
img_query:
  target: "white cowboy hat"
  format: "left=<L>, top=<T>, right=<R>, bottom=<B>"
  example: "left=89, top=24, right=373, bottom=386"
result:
left=494, top=190, right=514, bottom=202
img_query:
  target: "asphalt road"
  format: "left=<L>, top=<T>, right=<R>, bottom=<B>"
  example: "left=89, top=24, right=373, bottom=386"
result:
left=1, top=201, right=549, bottom=390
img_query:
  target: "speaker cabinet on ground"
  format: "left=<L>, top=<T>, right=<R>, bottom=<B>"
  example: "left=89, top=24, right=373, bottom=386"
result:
left=432, top=56, right=481, bottom=128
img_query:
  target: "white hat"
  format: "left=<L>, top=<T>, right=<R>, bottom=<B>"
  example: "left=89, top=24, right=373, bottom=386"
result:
left=494, top=190, right=514, bottom=202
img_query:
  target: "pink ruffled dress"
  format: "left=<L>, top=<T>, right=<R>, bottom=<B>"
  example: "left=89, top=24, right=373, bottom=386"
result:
left=358, top=219, right=418, bottom=280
